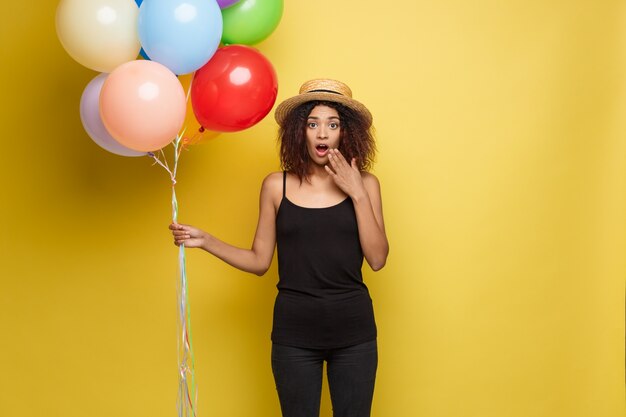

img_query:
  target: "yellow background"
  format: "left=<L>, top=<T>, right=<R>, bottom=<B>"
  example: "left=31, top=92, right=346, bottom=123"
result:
left=1, top=1, right=625, bottom=416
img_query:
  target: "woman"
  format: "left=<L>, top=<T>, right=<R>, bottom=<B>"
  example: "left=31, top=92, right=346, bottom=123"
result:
left=170, top=79, right=389, bottom=417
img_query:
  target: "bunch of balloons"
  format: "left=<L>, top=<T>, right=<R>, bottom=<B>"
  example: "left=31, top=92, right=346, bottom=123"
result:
left=57, top=0, right=282, bottom=155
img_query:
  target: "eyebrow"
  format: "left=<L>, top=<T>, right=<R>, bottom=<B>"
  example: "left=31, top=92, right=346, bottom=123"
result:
left=307, top=116, right=340, bottom=120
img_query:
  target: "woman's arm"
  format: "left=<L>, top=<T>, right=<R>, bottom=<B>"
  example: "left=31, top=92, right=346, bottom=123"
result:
left=353, top=173, right=389, bottom=270
left=325, top=149, right=389, bottom=271
left=169, top=173, right=281, bottom=276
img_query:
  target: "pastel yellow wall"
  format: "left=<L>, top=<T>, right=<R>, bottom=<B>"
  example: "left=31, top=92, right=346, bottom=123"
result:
left=1, top=1, right=624, bottom=416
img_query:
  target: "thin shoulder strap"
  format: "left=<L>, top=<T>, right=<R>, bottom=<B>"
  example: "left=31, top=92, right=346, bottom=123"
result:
left=282, top=170, right=287, bottom=198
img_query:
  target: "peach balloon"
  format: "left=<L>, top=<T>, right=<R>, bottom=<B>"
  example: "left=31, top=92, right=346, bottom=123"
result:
left=100, top=60, right=186, bottom=152
left=178, top=73, right=220, bottom=146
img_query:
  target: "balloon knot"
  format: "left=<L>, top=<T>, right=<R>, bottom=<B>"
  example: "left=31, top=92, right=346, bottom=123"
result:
left=199, top=126, right=205, bottom=132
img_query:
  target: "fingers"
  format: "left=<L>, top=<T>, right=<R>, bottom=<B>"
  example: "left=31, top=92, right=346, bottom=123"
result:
left=327, top=150, right=346, bottom=175
left=330, top=148, right=344, bottom=159
left=169, top=222, right=185, bottom=230
left=169, top=223, right=191, bottom=246
left=328, top=148, right=348, bottom=168
left=327, top=151, right=339, bottom=172
left=329, top=149, right=357, bottom=175
left=170, top=223, right=194, bottom=233
left=173, top=232, right=191, bottom=246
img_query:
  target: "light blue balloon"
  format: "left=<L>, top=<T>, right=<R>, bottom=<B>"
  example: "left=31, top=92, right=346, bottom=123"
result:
left=139, top=47, right=150, bottom=60
left=138, top=0, right=223, bottom=75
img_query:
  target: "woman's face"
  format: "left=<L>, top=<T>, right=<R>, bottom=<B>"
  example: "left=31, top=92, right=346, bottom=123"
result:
left=305, top=104, right=341, bottom=165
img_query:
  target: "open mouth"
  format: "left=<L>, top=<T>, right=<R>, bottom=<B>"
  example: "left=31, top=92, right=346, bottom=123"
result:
left=315, top=144, right=329, bottom=156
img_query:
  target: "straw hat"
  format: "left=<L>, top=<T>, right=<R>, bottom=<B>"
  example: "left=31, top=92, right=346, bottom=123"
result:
left=274, top=79, right=372, bottom=127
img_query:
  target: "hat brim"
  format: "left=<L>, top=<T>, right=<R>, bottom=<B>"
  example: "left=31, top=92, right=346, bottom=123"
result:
left=274, top=92, right=373, bottom=127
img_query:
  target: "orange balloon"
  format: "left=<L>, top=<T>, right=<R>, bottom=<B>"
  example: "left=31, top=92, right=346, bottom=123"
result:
left=100, top=60, right=186, bottom=152
left=178, top=73, right=221, bottom=146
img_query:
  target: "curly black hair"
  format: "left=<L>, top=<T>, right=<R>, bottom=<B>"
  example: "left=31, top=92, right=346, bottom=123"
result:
left=277, top=100, right=376, bottom=181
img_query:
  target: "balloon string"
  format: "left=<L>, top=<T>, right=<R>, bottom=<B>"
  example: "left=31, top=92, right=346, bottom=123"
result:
left=180, top=72, right=196, bottom=147
left=185, top=131, right=202, bottom=146
left=184, top=73, right=194, bottom=106
left=148, top=135, right=198, bottom=417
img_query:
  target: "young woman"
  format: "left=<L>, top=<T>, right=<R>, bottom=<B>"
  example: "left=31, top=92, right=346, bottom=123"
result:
left=170, top=79, right=389, bottom=417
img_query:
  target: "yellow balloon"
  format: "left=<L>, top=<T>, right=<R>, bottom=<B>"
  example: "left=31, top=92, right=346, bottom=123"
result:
left=178, top=73, right=221, bottom=146
left=56, top=0, right=140, bottom=73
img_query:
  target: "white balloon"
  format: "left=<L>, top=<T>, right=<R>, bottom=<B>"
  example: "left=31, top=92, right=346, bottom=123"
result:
left=56, top=0, right=140, bottom=72
left=80, top=73, right=146, bottom=157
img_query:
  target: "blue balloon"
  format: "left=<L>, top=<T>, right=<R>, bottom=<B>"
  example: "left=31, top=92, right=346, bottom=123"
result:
left=135, top=0, right=148, bottom=60
left=138, top=0, right=223, bottom=75
left=139, top=47, right=150, bottom=60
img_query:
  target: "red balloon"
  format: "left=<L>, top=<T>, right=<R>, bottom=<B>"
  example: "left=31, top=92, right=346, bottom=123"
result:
left=191, top=45, right=278, bottom=132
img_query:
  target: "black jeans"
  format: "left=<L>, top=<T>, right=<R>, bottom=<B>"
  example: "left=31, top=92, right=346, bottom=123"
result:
left=271, top=340, right=378, bottom=417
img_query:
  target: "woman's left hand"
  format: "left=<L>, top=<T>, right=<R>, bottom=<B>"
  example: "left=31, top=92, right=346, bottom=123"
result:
left=325, top=149, right=367, bottom=200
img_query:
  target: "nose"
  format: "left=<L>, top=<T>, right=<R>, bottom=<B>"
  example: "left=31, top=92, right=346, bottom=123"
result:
left=317, top=125, right=328, bottom=139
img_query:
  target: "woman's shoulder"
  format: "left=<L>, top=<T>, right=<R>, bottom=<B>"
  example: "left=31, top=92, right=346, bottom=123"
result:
left=360, top=171, right=381, bottom=186
left=360, top=171, right=382, bottom=197
left=260, top=171, right=284, bottom=198
left=262, top=171, right=284, bottom=185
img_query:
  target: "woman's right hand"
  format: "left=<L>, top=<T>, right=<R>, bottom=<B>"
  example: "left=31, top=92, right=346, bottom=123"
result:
left=169, top=223, right=208, bottom=249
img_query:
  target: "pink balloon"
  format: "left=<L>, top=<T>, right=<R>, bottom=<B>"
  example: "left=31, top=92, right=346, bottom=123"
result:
left=100, top=60, right=186, bottom=152
left=80, top=73, right=146, bottom=157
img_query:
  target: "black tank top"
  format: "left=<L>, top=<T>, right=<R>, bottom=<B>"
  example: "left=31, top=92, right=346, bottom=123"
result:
left=272, top=171, right=377, bottom=348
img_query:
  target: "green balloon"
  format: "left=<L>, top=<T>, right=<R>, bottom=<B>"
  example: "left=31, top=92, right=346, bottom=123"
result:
left=221, top=0, right=284, bottom=45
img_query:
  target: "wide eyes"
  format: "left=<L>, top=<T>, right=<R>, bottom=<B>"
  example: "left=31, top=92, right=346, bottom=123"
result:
left=307, top=121, right=340, bottom=129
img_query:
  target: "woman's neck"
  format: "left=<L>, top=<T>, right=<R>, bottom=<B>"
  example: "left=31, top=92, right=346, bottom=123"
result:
left=306, top=162, right=330, bottom=179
